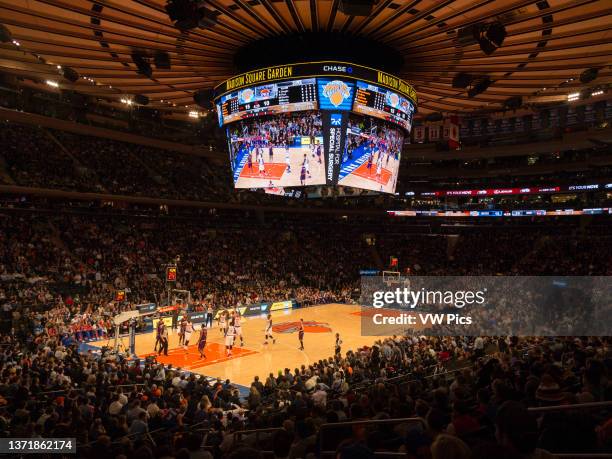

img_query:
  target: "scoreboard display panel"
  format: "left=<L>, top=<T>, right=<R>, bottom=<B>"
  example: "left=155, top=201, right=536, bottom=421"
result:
left=214, top=62, right=417, bottom=194
left=353, top=81, right=415, bottom=132
left=218, top=78, right=317, bottom=125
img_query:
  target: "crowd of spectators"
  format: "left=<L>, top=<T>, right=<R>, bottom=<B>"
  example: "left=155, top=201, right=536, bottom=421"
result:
left=0, top=321, right=610, bottom=458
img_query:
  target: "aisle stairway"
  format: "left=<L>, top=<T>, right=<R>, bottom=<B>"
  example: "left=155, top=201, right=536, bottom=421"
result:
left=42, top=128, right=108, bottom=192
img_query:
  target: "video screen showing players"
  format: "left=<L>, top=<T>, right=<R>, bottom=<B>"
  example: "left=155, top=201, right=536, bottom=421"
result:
left=227, top=111, right=326, bottom=189
left=338, top=115, right=404, bottom=194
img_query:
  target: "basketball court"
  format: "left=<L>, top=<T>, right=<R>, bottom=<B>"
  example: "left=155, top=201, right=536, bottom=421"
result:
left=90, top=303, right=387, bottom=387
left=234, top=146, right=326, bottom=188
left=338, top=156, right=399, bottom=193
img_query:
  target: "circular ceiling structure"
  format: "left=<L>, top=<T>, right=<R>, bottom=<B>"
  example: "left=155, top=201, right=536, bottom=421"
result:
left=0, top=0, right=610, bottom=116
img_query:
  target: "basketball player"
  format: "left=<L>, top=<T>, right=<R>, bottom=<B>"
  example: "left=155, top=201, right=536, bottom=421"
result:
left=225, top=319, right=236, bottom=357
left=376, top=152, right=383, bottom=180
left=234, top=311, right=245, bottom=347
left=298, top=318, right=305, bottom=350
left=335, top=333, right=343, bottom=357
left=246, top=150, right=253, bottom=171
left=183, top=319, right=194, bottom=352
left=258, top=150, right=266, bottom=176
left=197, top=325, right=207, bottom=359
left=154, top=320, right=163, bottom=352
left=264, top=313, right=276, bottom=345
left=366, top=152, right=374, bottom=174
left=206, top=304, right=213, bottom=328
left=219, top=310, right=226, bottom=334
left=268, top=144, right=274, bottom=161
left=303, top=154, right=311, bottom=177
left=158, top=323, right=169, bottom=356
left=300, top=163, right=306, bottom=186
left=316, top=143, right=322, bottom=164
left=178, top=318, right=186, bottom=346
left=285, top=147, right=291, bottom=174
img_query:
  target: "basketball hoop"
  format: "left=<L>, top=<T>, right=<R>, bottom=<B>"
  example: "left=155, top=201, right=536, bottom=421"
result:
left=382, top=271, right=401, bottom=287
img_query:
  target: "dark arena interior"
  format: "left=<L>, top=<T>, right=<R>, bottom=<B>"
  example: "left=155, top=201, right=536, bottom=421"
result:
left=0, top=0, right=611, bottom=458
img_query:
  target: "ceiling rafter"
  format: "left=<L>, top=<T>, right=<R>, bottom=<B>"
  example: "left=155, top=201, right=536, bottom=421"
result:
left=0, top=0, right=608, bottom=115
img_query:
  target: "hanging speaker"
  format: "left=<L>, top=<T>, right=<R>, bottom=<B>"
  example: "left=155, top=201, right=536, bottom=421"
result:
left=193, top=89, right=213, bottom=109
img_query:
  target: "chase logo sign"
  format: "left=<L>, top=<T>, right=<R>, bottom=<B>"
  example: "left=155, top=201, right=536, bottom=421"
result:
left=331, top=114, right=342, bottom=126
left=318, top=79, right=354, bottom=110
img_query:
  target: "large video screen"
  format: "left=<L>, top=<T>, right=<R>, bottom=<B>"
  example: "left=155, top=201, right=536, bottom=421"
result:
left=227, top=111, right=326, bottom=189
left=353, top=81, right=415, bottom=131
left=217, top=78, right=318, bottom=125
left=215, top=63, right=417, bottom=195
left=338, top=115, right=404, bottom=193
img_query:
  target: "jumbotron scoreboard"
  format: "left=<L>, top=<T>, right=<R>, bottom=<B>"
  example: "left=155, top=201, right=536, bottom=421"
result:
left=213, top=61, right=417, bottom=194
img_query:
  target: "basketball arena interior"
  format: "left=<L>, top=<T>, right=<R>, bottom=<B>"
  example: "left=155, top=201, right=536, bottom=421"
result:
left=0, top=0, right=610, bottom=458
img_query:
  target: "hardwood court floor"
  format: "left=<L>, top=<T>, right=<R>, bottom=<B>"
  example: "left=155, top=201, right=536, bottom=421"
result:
left=96, top=304, right=386, bottom=387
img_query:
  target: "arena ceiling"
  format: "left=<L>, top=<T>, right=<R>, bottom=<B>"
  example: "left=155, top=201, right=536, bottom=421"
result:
left=0, top=0, right=611, bottom=117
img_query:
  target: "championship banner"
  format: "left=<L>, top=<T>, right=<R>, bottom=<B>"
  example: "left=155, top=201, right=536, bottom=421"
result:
left=428, top=125, right=440, bottom=141
left=447, top=117, right=460, bottom=149
left=322, top=111, right=349, bottom=185
left=413, top=126, right=425, bottom=143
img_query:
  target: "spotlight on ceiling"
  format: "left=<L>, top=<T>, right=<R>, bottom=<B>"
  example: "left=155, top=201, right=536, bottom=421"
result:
left=467, top=77, right=492, bottom=98
left=165, top=0, right=218, bottom=31
left=154, top=51, right=171, bottom=69
left=458, top=21, right=506, bottom=55
left=477, top=22, right=506, bottom=55
left=503, top=96, right=522, bottom=110
left=579, top=68, right=599, bottom=84
left=452, top=72, right=473, bottom=89
left=134, top=94, right=150, bottom=106
left=131, top=51, right=153, bottom=78
left=59, top=66, right=79, bottom=83
left=338, top=0, right=375, bottom=16
left=193, top=89, right=213, bottom=109
left=0, top=23, right=11, bottom=43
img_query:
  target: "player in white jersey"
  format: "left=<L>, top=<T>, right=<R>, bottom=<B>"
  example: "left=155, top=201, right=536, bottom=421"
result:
left=285, top=148, right=291, bottom=173
left=258, top=152, right=265, bottom=175
left=264, top=313, right=275, bottom=345
left=376, top=152, right=383, bottom=179
left=183, top=319, right=194, bottom=352
left=219, top=310, right=227, bottom=334
left=233, top=312, right=245, bottom=347
left=303, top=154, right=311, bottom=177
left=225, top=321, right=236, bottom=356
